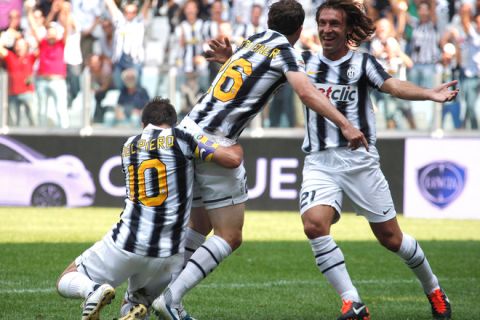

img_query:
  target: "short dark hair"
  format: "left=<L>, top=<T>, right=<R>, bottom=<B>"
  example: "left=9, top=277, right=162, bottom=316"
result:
left=141, top=97, right=177, bottom=127
left=268, top=0, right=305, bottom=36
left=316, top=0, right=375, bottom=47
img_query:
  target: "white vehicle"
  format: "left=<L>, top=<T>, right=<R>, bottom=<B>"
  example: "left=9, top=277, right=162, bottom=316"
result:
left=0, top=136, right=95, bottom=207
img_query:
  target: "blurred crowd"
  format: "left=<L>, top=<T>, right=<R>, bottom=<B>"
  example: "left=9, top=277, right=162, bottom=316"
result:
left=0, top=0, right=479, bottom=131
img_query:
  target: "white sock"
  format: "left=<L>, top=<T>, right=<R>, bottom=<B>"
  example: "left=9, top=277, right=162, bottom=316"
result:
left=57, top=271, right=97, bottom=299
left=310, top=235, right=361, bottom=302
left=183, top=227, right=206, bottom=267
left=396, top=234, right=439, bottom=294
left=166, top=235, right=232, bottom=306
left=170, top=228, right=207, bottom=284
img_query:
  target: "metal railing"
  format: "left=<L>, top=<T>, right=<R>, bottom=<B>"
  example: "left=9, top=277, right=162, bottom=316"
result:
left=0, top=67, right=478, bottom=138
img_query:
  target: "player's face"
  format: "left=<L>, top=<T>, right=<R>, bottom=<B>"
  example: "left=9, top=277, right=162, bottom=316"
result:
left=317, top=8, right=349, bottom=60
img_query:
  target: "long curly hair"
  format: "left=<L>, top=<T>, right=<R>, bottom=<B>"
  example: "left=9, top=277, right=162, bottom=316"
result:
left=316, top=0, right=375, bottom=47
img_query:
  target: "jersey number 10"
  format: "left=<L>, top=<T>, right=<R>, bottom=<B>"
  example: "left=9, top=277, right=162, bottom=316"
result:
left=128, top=159, right=168, bottom=207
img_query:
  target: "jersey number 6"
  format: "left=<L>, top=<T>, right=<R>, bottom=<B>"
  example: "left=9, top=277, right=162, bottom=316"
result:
left=128, top=159, right=168, bottom=207
left=213, top=58, right=252, bottom=102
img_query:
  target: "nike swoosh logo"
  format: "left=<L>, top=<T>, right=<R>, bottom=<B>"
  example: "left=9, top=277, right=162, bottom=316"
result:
left=382, top=208, right=391, bottom=215
left=353, top=305, right=366, bottom=315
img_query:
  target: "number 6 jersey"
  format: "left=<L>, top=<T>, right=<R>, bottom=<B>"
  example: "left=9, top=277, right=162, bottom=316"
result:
left=188, top=29, right=306, bottom=140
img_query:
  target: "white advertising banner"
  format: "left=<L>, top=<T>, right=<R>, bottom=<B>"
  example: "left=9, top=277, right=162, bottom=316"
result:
left=404, top=138, right=480, bottom=219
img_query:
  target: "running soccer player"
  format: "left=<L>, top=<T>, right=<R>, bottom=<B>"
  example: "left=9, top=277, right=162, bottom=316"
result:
left=55, top=98, right=243, bottom=320
left=297, top=1, right=455, bottom=319
left=199, top=1, right=457, bottom=319
left=152, top=0, right=368, bottom=319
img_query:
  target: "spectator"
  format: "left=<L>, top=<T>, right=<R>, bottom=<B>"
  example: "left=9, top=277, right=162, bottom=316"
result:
left=407, top=1, right=440, bottom=89
left=437, top=42, right=462, bottom=129
left=104, top=0, right=151, bottom=89
left=459, top=1, right=480, bottom=129
left=0, top=38, right=36, bottom=126
left=71, top=0, right=103, bottom=65
left=268, top=84, right=296, bottom=128
left=175, top=0, right=207, bottom=118
left=0, top=9, right=23, bottom=50
left=56, top=1, right=83, bottom=108
left=96, top=18, right=114, bottom=65
left=231, top=0, right=258, bottom=24
left=0, top=0, right=22, bottom=31
left=202, top=0, right=229, bottom=82
left=371, top=18, right=416, bottom=129
left=104, top=68, right=150, bottom=127
left=88, top=54, right=113, bottom=123
left=232, top=3, right=265, bottom=46
left=202, top=0, right=224, bottom=42
left=27, top=0, right=70, bottom=128
left=24, top=8, right=47, bottom=51
left=157, top=0, right=181, bottom=37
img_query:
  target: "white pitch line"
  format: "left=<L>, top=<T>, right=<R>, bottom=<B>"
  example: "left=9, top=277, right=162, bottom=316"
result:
left=0, top=278, right=475, bottom=294
left=0, top=288, right=55, bottom=294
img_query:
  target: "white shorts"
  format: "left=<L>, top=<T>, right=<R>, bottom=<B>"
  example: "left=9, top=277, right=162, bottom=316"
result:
left=179, top=117, right=249, bottom=210
left=299, top=146, right=396, bottom=223
left=75, top=235, right=183, bottom=306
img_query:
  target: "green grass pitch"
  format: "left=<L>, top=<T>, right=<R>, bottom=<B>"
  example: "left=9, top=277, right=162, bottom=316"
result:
left=1, top=207, right=479, bottom=319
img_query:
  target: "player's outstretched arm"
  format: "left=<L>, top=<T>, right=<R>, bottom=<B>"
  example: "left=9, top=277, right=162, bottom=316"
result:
left=381, top=78, right=459, bottom=103
left=286, top=71, right=369, bottom=151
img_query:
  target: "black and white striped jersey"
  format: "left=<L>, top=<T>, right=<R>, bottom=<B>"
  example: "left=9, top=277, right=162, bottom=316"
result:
left=202, top=20, right=219, bottom=41
left=176, top=19, right=205, bottom=72
left=410, top=22, right=440, bottom=64
left=233, top=23, right=266, bottom=43
left=187, top=29, right=305, bottom=140
left=301, top=50, right=391, bottom=153
left=110, top=124, right=199, bottom=258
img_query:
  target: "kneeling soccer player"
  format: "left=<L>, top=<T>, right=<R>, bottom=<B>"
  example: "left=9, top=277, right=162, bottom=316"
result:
left=56, top=97, right=243, bottom=320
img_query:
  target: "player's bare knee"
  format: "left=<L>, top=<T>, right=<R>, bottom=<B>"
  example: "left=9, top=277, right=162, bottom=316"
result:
left=227, top=233, right=243, bottom=251
left=303, top=221, right=329, bottom=239
left=378, top=233, right=402, bottom=252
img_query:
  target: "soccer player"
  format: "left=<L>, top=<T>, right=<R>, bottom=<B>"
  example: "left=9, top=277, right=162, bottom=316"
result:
left=55, top=97, right=243, bottom=320
left=297, top=1, right=455, bottom=319
left=152, top=0, right=368, bottom=319
left=199, top=1, right=457, bottom=319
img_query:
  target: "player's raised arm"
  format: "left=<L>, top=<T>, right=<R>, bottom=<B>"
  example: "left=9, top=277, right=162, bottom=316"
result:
left=286, top=71, right=369, bottom=151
